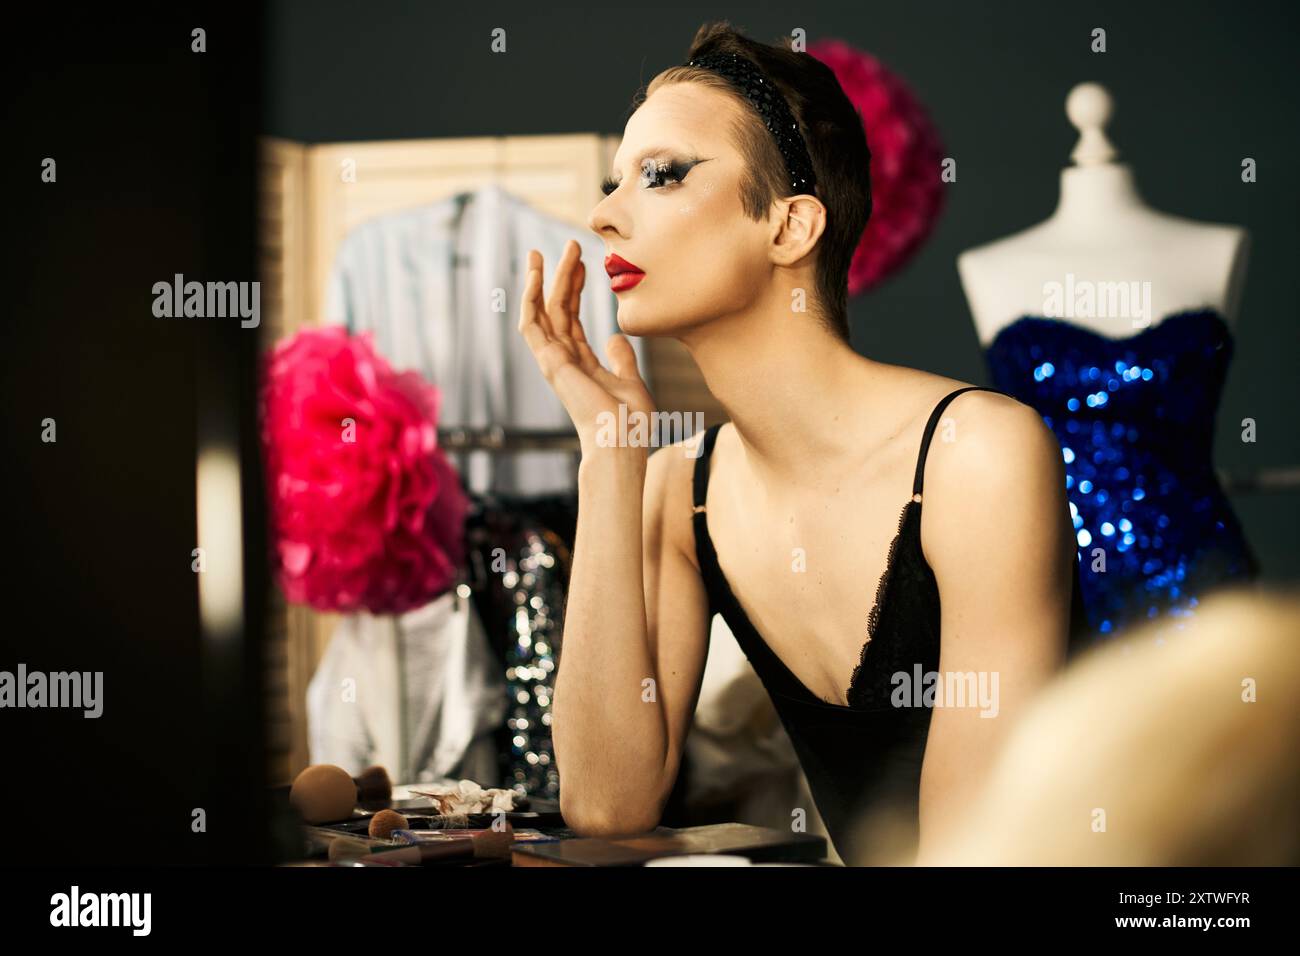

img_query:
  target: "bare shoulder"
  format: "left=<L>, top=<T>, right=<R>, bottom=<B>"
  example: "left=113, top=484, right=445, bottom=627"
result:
left=870, top=365, right=1049, bottom=464
left=923, top=387, right=1061, bottom=486
left=918, top=386, right=1069, bottom=558
left=872, top=364, right=978, bottom=432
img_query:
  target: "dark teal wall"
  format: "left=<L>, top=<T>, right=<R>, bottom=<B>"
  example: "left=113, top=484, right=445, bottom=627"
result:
left=264, top=0, right=1299, bottom=580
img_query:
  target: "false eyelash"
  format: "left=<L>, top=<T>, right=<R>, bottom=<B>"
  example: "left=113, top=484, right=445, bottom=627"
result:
left=645, top=160, right=692, bottom=189
left=601, top=159, right=696, bottom=196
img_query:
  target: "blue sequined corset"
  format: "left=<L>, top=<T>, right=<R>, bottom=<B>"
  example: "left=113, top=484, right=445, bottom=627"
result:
left=986, top=309, right=1258, bottom=638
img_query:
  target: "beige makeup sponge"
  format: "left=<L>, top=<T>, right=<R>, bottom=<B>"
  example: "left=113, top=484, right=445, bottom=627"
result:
left=290, top=764, right=357, bottom=824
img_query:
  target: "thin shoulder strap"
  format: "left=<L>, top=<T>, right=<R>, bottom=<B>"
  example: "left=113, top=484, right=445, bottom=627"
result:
left=912, top=386, right=1002, bottom=498
left=692, top=422, right=724, bottom=512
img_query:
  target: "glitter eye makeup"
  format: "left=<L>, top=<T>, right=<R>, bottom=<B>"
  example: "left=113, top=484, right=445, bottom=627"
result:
left=601, top=155, right=706, bottom=196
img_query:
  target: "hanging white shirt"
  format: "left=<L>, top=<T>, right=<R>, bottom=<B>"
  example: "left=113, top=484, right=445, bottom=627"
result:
left=323, top=182, right=647, bottom=496
left=305, top=588, right=504, bottom=785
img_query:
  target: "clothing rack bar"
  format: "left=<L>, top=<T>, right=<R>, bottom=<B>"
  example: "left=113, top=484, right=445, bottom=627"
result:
left=437, top=425, right=582, bottom=452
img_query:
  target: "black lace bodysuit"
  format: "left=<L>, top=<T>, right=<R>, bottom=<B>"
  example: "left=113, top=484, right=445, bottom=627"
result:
left=690, top=385, right=1090, bottom=864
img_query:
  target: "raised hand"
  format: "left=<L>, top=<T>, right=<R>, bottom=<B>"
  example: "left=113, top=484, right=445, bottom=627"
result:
left=517, top=240, right=656, bottom=455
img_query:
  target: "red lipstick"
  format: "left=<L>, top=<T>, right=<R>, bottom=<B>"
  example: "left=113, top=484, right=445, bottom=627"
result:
left=605, top=253, right=645, bottom=292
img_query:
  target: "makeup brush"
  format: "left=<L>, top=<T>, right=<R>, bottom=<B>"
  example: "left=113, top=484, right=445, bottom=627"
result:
left=288, top=764, right=396, bottom=824
left=354, top=765, right=392, bottom=804
left=368, top=809, right=408, bottom=840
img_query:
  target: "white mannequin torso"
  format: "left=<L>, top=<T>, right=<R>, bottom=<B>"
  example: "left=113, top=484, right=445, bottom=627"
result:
left=958, top=84, right=1249, bottom=347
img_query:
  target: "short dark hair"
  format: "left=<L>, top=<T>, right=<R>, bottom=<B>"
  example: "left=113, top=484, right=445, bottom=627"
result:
left=634, top=20, right=872, bottom=342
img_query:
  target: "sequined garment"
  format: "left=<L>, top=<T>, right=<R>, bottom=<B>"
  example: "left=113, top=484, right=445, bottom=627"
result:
left=463, top=494, right=576, bottom=801
left=986, top=309, right=1258, bottom=638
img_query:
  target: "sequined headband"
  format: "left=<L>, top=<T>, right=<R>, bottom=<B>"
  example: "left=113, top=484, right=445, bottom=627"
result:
left=685, top=51, right=818, bottom=195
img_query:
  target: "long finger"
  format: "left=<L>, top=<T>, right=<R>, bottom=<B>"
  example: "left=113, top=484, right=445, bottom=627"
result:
left=522, top=249, right=557, bottom=339
left=567, top=257, right=585, bottom=335
left=565, top=262, right=602, bottom=374
left=518, top=258, right=554, bottom=358
left=545, top=239, right=581, bottom=337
